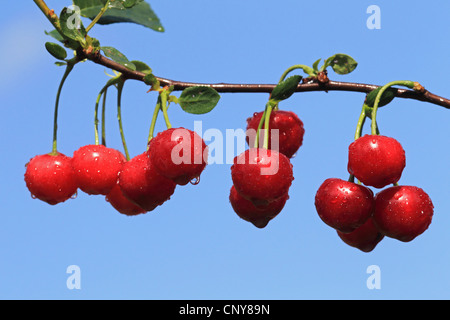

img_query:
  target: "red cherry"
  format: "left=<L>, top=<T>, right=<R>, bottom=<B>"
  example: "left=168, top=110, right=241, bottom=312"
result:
left=24, top=152, right=77, bottom=205
left=229, top=185, right=288, bottom=228
left=231, top=148, right=293, bottom=206
left=118, top=152, right=176, bottom=211
left=106, top=182, right=147, bottom=216
left=148, top=127, right=208, bottom=185
left=246, top=110, right=305, bottom=158
left=348, top=135, right=406, bottom=188
left=337, top=218, right=384, bottom=252
left=314, top=178, right=374, bottom=233
left=373, top=185, right=434, bottom=242
left=72, top=144, right=126, bottom=195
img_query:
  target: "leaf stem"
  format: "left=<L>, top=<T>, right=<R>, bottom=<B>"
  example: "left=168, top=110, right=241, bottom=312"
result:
left=85, top=0, right=111, bottom=33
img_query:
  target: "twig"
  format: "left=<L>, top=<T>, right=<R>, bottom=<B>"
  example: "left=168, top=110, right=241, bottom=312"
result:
left=81, top=50, right=450, bottom=110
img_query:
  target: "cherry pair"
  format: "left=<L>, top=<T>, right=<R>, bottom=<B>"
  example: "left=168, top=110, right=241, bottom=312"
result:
left=229, top=110, right=304, bottom=228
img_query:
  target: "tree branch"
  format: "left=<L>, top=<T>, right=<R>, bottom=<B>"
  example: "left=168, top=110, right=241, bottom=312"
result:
left=82, top=50, right=450, bottom=109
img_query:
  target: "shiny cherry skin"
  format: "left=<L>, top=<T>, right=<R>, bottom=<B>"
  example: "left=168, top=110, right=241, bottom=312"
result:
left=337, top=218, right=384, bottom=252
left=24, top=152, right=78, bottom=205
left=106, top=181, right=147, bottom=216
left=314, top=178, right=375, bottom=233
left=348, top=135, right=406, bottom=188
left=118, top=152, right=176, bottom=211
left=148, top=127, right=208, bottom=186
left=246, top=110, right=305, bottom=158
left=72, top=144, right=126, bottom=195
left=231, top=148, right=293, bottom=207
left=229, top=185, right=289, bottom=228
left=373, top=185, right=434, bottom=242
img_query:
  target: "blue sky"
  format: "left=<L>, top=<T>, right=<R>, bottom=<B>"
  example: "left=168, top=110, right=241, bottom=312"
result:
left=0, top=1, right=449, bottom=299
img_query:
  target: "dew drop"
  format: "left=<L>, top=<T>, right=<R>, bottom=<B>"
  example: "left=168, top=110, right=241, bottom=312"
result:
left=190, top=176, right=200, bottom=185
left=291, top=153, right=297, bottom=159
left=350, top=186, right=358, bottom=191
left=71, top=192, right=78, bottom=200
left=31, top=194, right=37, bottom=199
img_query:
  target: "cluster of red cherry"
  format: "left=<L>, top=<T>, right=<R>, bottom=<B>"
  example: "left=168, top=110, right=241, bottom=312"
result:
left=229, top=110, right=305, bottom=228
left=24, top=109, right=434, bottom=251
left=24, top=127, right=208, bottom=215
left=315, top=135, right=434, bottom=252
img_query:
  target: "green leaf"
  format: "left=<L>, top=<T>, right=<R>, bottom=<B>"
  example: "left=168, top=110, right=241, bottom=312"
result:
left=73, top=0, right=164, bottom=32
left=323, top=53, right=358, bottom=75
left=270, top=75, right=302, bottom=102
left=365, top=87, right=397, bottom=108
left=85, top=35, right=100, bottom=49
left=101, top=46, right=136, bottom=71
left=143, top=73, right=159, bottom=89
left=59, top=7, right=87, bottom=45
left=55, top=61, right=68, bottom=67
left=312, top=58, right=321, bottom=72
left=131, top=60, right=152, bottom=74
left=178, top=87, right=221, bottom=115
left=45, top=42, right=68, bottom=60
left=45, top=29, right=65, bottom=42
left=300, top=65, right=316, bottom=77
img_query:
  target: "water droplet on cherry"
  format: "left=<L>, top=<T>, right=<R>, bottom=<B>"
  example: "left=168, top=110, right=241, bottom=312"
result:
left=190, top=176, right=200, bottom=185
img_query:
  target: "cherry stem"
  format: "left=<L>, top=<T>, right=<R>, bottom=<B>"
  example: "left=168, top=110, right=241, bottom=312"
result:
left=254, top=107, right=267, bottom=149
left=160, top=89, right=172, bottom=129
left=253, top=66, right=302, bottom=149
left=371, top=80, right=415, bottom=135
left=278, top=64, right=312, bottom=83
left=94, top=90, right=103, bottom=145
left=116, top=78, right=130, bottom=161
left=348, top=174, right=355, bottom=183
left=147, top=94, right=162, bottom=147
left=101, top=88, right=107, bottom=146
left=51, top=58, right=77, bottom=154
left=354, top=107, right=367, bottom=141
left=85, top=0, right=110, bottom=33
left=94, top=76, right=121, bottom=146
left=263, top=102, right=274, bottom=150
